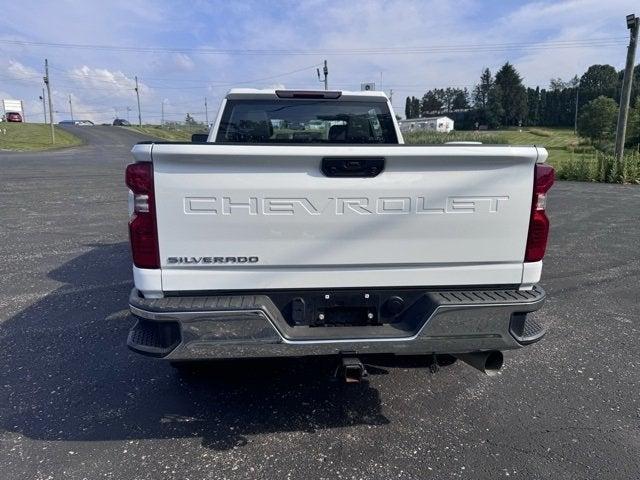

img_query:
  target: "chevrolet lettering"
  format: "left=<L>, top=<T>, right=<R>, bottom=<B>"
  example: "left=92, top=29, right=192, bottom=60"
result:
left=184, top=196, right=510, bottom=215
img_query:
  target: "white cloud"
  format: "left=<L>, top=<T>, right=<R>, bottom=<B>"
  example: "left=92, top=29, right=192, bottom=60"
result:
left=0, top=0, right=637, bottom=123
left=5, top=60, right=41, bottom=84
left=68, top=66, right=150, bottom=98
left=173, top=54, right=195, bottom=71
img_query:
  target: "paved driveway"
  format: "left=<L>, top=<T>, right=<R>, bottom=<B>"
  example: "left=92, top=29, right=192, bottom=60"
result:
left=1, top=127, right=638, bottom=479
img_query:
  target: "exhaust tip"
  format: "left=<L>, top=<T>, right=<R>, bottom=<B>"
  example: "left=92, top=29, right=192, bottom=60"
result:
left=483, top=351, right=504, bottom=376
left=454, top=351, right=503, bottom=376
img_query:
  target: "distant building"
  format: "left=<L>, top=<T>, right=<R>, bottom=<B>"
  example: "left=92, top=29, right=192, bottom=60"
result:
left=398, top=116, right=454, bottom=133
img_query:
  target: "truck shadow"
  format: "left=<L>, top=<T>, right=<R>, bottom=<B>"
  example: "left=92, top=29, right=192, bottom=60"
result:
left=0, top=243, right=391, bottom=450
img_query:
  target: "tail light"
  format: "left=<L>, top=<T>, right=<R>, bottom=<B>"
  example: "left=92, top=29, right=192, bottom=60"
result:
left=125, top=162, right=159, bottom=269
left=525, top=164, right=555, bottom=262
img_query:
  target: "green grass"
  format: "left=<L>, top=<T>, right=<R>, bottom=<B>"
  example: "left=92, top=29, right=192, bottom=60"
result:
left=402, top=130, right=508, bottom=145
left=404, top=127, right=592, bottom=177
left=126, top=125, right=207, bottom=142
left=495, top=128, right=580, bottom=148
left=0, top=122, right=82, bottom=151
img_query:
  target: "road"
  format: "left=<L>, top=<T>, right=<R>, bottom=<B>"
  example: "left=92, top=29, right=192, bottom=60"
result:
left=1, top=126, right=639, bottom=479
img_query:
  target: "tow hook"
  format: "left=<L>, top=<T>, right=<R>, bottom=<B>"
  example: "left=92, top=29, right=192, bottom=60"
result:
left=336, top=356, right=368, bottom=383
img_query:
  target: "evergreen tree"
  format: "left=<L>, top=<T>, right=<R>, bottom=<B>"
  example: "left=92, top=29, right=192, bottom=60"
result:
left=494, top=62, right=527, bottom=126
left=405, top=97, right=412, bottom=118
left=526, top=87, right=540, bottom=126
left=452, top=88, right=470, bottom=111
left=441, top=87, right=457, bottom=112
left=411, top=97, right=420, bottom=118
left=473, top=68, right=493, bottom=109
left=539, top=89, right=548, bottom=125
left=421, top=90, right=443, bottom=115
left=486, top=85, right=504, bottom=129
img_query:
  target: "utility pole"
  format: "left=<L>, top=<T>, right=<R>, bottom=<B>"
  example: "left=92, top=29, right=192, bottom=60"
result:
left=161, top=99, right=165, bottom=127
left=68, top=94, right=74, bottom=121
left=317, top=60, right=328, bottom=90
left=43, top=59, right=55, bottom=144
left=126, top=106, right=131, bottom=123
left=134, top=76, right=142, bottom=126
left=39, top=88, right=47, bottom=124
left=573, top=83, right=580, bottom=135
left=205, top=97, right=209, bottom=125
left=614, top=13, right=639, bottom=166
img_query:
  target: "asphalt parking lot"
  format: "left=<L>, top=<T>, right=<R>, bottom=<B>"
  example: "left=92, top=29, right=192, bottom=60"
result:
left=1, top=126, right=639, bottom=479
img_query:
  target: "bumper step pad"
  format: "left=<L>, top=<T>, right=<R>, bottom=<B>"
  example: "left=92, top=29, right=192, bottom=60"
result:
left=127, top=319, right=180, bottom=357
left=509, top=313, right=546, bottom=344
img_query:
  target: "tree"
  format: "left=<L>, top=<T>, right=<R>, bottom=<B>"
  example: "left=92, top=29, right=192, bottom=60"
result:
left=617, top=64, right=640, bottom=109
left=625, top=96, right=640, bottom=148
left=405, top=97, right=412, bottom=118
left=411, top=97, right=420, bottom=118
left=185, top=113, right=197, bottom=125
left=567, top=75, right=580, bottom=88
left=577, top=96, right=618, bottom=141
left=486, top=85, right=504, bottom=129
left=494, top=62, right=527, bottom=126
left=526, top=87, right=540, bottom=125
left=421, top=90, right=443, bottom=115
left=472, top=68, right=495, bottom=126
left=473, top=68, right=493, bottom=109
left=441, top=87, right=458, bottom=112
left=452, top=88, right=470, bottom=111
left=549, top=78, right=566, bottom=91
left=579, top=65, right=618, bottom=106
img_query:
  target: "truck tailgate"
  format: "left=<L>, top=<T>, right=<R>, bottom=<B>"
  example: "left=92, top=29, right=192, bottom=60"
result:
left=142, top=144, right=542, bottom=291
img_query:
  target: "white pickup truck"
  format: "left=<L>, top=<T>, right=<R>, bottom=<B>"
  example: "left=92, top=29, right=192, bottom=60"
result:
left=125, top=88, right=554, bottom=378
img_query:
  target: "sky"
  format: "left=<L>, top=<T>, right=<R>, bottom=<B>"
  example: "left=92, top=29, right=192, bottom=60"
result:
left=0, top=0, right=637, bottom=124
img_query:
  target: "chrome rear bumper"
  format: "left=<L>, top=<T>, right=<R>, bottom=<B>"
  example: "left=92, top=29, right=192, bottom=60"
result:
left=127, top=286, right=546, bottom=360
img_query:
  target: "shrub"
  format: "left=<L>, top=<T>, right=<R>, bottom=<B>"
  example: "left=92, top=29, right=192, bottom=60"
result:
left=555, top=151, right=640, bottom=183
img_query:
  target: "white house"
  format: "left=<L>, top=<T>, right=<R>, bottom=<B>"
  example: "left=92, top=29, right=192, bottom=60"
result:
left=398, top=116, right=454, bottom=133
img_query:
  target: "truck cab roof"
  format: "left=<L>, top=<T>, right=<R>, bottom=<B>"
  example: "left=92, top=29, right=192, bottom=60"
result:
left=225, top=88, right=390, bottom=102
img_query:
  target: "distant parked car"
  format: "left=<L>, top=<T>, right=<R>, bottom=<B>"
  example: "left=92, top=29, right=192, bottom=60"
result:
left=113, top=118, right=131, bottom=126
left=6, top=112, right=23, bottom=122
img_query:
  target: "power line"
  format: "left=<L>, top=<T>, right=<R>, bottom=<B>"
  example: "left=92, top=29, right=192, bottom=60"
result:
left=0, top=37, right=628, bottom=56
left=6, top=63, right=322, bottom=90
